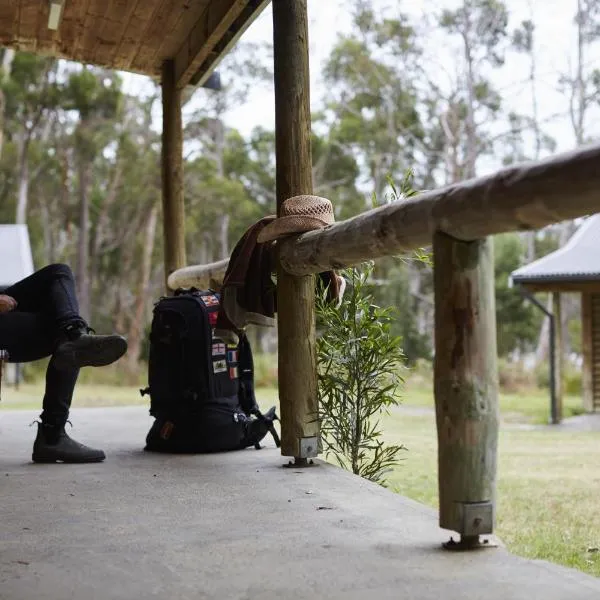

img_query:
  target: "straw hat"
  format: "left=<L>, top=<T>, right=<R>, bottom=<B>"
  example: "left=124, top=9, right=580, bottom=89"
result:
left=257, top=195, right=334, bottom=243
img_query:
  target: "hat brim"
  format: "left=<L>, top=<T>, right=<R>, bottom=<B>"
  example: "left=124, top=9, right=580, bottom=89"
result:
left=257, top=215, right=331, bottom=243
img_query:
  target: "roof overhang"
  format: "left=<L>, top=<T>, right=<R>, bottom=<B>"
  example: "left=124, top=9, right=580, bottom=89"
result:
left=0, top=0, right=270, bottom=88
left=509, top=214, right=600, bottom=293
left=512, top=279, right=600, bottom=294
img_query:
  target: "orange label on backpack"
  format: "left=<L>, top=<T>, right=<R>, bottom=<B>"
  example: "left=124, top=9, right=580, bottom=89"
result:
left=160, top=421, right=174, bottom=440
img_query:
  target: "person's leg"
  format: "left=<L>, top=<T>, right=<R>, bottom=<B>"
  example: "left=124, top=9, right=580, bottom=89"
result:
left=4, top=263, right=80, bottom=329
left=0, top=289, right=107, bottom=463
left=5, top=264, right=127, bottom=370
left=33, top=352, right=106, bottom=462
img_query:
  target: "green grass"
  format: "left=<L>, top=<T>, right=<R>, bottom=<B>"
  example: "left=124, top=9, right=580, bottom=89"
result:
left=0, top=382, right=281, bottom=412
left=402, top=383, right=585, bottom=424
left=0, top=382, right=148, bottom=411
left=2, top=380, right=599, bottom=578
left=382, top=410, right=600, bottom=578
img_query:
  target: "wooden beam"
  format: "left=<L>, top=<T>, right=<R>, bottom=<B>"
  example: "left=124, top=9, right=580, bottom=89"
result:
left=167, top=259, right=229, bottom=291
left=517, top=281, right=600, bottom=294
left=279, top=144, right=600, bottom=276
left=273, top=0, right=318, bottom=462
left=189, top=0, right=271, bottom=88
left=434, top=233, right=499, bottom=541
left=161, top=59, right=186, bottom=290
left=582, top=293, right=594, bottom=413
left=174, top=0, right=246, bottom=89
left=552, top=292, right=563, bottom=423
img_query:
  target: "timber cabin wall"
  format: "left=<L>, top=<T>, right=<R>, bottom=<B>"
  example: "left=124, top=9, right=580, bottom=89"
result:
left=582, top=293, right=600, bottom=412
left=592, top=294, right=600, bottom=410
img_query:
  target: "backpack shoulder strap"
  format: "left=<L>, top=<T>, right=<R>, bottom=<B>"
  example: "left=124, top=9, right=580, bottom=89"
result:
left=238, top=333, right=259, bottom=415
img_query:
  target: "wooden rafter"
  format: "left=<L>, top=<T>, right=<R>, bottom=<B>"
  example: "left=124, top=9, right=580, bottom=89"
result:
left=174, top=0, right=269, bottom=88
left=0, top=0, right=266, bottom=83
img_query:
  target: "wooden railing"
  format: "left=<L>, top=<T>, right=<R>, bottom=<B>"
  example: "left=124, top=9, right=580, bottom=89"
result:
left=168, top=141, right=600, bottom=547
left=170, top=142, right=600, bottom=288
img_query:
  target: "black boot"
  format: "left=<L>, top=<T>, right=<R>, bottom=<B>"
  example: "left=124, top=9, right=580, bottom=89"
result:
left=53, top=320, right=127, bottom=371
left=32, top=422, right=106, bottom=463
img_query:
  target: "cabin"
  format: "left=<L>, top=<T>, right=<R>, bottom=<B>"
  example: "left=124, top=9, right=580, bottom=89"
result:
left=512, top=214, right=600, bottom=418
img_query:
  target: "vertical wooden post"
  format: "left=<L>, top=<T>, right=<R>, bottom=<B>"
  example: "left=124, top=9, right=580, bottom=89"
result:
left=272, top=0, right=319, bottom=462
left=552, top=292, right=563, bottom=423
left=581, top=293, right=594, bottom=413
left=433, top=233, right=499, bottom=546
left=161, top=59, right=186, bottom=290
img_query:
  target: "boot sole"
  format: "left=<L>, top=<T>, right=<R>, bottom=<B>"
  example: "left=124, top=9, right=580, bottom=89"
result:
left=32, top=454, right=106, bottom=464
left=54, top=336, right=127, bottom=370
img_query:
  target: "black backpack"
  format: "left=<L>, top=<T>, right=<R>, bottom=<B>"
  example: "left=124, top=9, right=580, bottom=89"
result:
left=142, top=288, right=280, bottom=453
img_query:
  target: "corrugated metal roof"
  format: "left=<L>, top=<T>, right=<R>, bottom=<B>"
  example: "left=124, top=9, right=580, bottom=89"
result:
left=511, top=214, right=600, bottom=284
left=0, top=225, right=34, bottom=286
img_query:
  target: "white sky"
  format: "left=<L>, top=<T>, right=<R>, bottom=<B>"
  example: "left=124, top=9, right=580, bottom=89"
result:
left=123, top=0, right=598, bottom=175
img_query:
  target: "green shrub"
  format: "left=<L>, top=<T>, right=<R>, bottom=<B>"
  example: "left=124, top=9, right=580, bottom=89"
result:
left=316, top=262, right=407, bottom=486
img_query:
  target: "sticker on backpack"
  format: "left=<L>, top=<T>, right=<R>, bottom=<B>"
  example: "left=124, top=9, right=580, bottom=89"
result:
left=213, top=359, right=227, bottom=374
left=201, top=295, right=219, bottom=307
left=212, top=343, right=226, bottom=356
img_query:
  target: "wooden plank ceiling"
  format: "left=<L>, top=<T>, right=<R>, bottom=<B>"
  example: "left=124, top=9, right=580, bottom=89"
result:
left=0, top=0, right=268, bottom=87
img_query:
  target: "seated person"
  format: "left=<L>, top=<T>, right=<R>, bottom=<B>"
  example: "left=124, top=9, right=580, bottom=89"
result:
left=0, top=264, right=127, bottom=463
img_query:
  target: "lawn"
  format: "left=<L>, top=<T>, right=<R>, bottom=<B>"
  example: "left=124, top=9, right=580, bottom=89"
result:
left=1, top=380, right=599, bottom=578
left=382, top=411, right=600, bottom=578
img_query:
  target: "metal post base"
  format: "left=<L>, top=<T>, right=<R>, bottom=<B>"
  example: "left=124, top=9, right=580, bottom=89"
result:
left=443, top=535, right=498, bottom=551
left=283, top=457, right=316, bottom=468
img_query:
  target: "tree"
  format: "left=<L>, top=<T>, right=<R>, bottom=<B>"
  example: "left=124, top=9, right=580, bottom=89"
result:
left=560, top=0, right=600, bottom=146
left=494, top=234, right=541, bottom=357
left=0, top=53, right=60, bottom=224
left=62, top=67, right=123, bottom=320
left=322, top=3, right=426, bottom=198
left=183, top=41, right=272, bottom=260
left=0, top=48, right=15, bottom=159
left=437, top=0, right=509, bottom=180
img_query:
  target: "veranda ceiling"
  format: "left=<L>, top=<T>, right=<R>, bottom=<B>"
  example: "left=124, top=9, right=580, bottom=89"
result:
left=0, top=0, right=268, bottom=87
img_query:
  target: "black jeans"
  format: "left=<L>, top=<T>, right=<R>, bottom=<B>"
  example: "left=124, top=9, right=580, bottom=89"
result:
left=0, top=264, right=82, bottom=426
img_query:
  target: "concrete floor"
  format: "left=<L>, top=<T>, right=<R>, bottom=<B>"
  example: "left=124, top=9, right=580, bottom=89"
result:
left=1, top=406, right=599, bottom=600
left=555, top=413, right=600, bottom=431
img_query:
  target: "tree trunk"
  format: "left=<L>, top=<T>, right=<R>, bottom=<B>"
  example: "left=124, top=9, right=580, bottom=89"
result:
left=574, top=0, right=585, bottom=146
left=0, top=49, right=15, bottom=160
left=219, top=213, right=230, bottom=259
left=461, top=5, right=477, bottom=180
left=90, top=158, right=123, bottom=285
left=114, top=238, right=137, bottom=334
left=15, top=135, right=31, bottom=225
left=76, top=159, right=92, bottom=322
left=126, top=203, right=159, bottom=375
left=40, top=201, right=54, bottom=262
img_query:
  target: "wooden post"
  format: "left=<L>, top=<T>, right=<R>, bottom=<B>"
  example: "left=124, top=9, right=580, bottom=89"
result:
left=552, top=292, right=563, bottom=423
left=272, top=0, right=319, bottom=462
left=433, top=233, right=499, bottom=546
left=581, top=293, right=594, bottom=413
left=161, top=59, right=186, bottom=290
